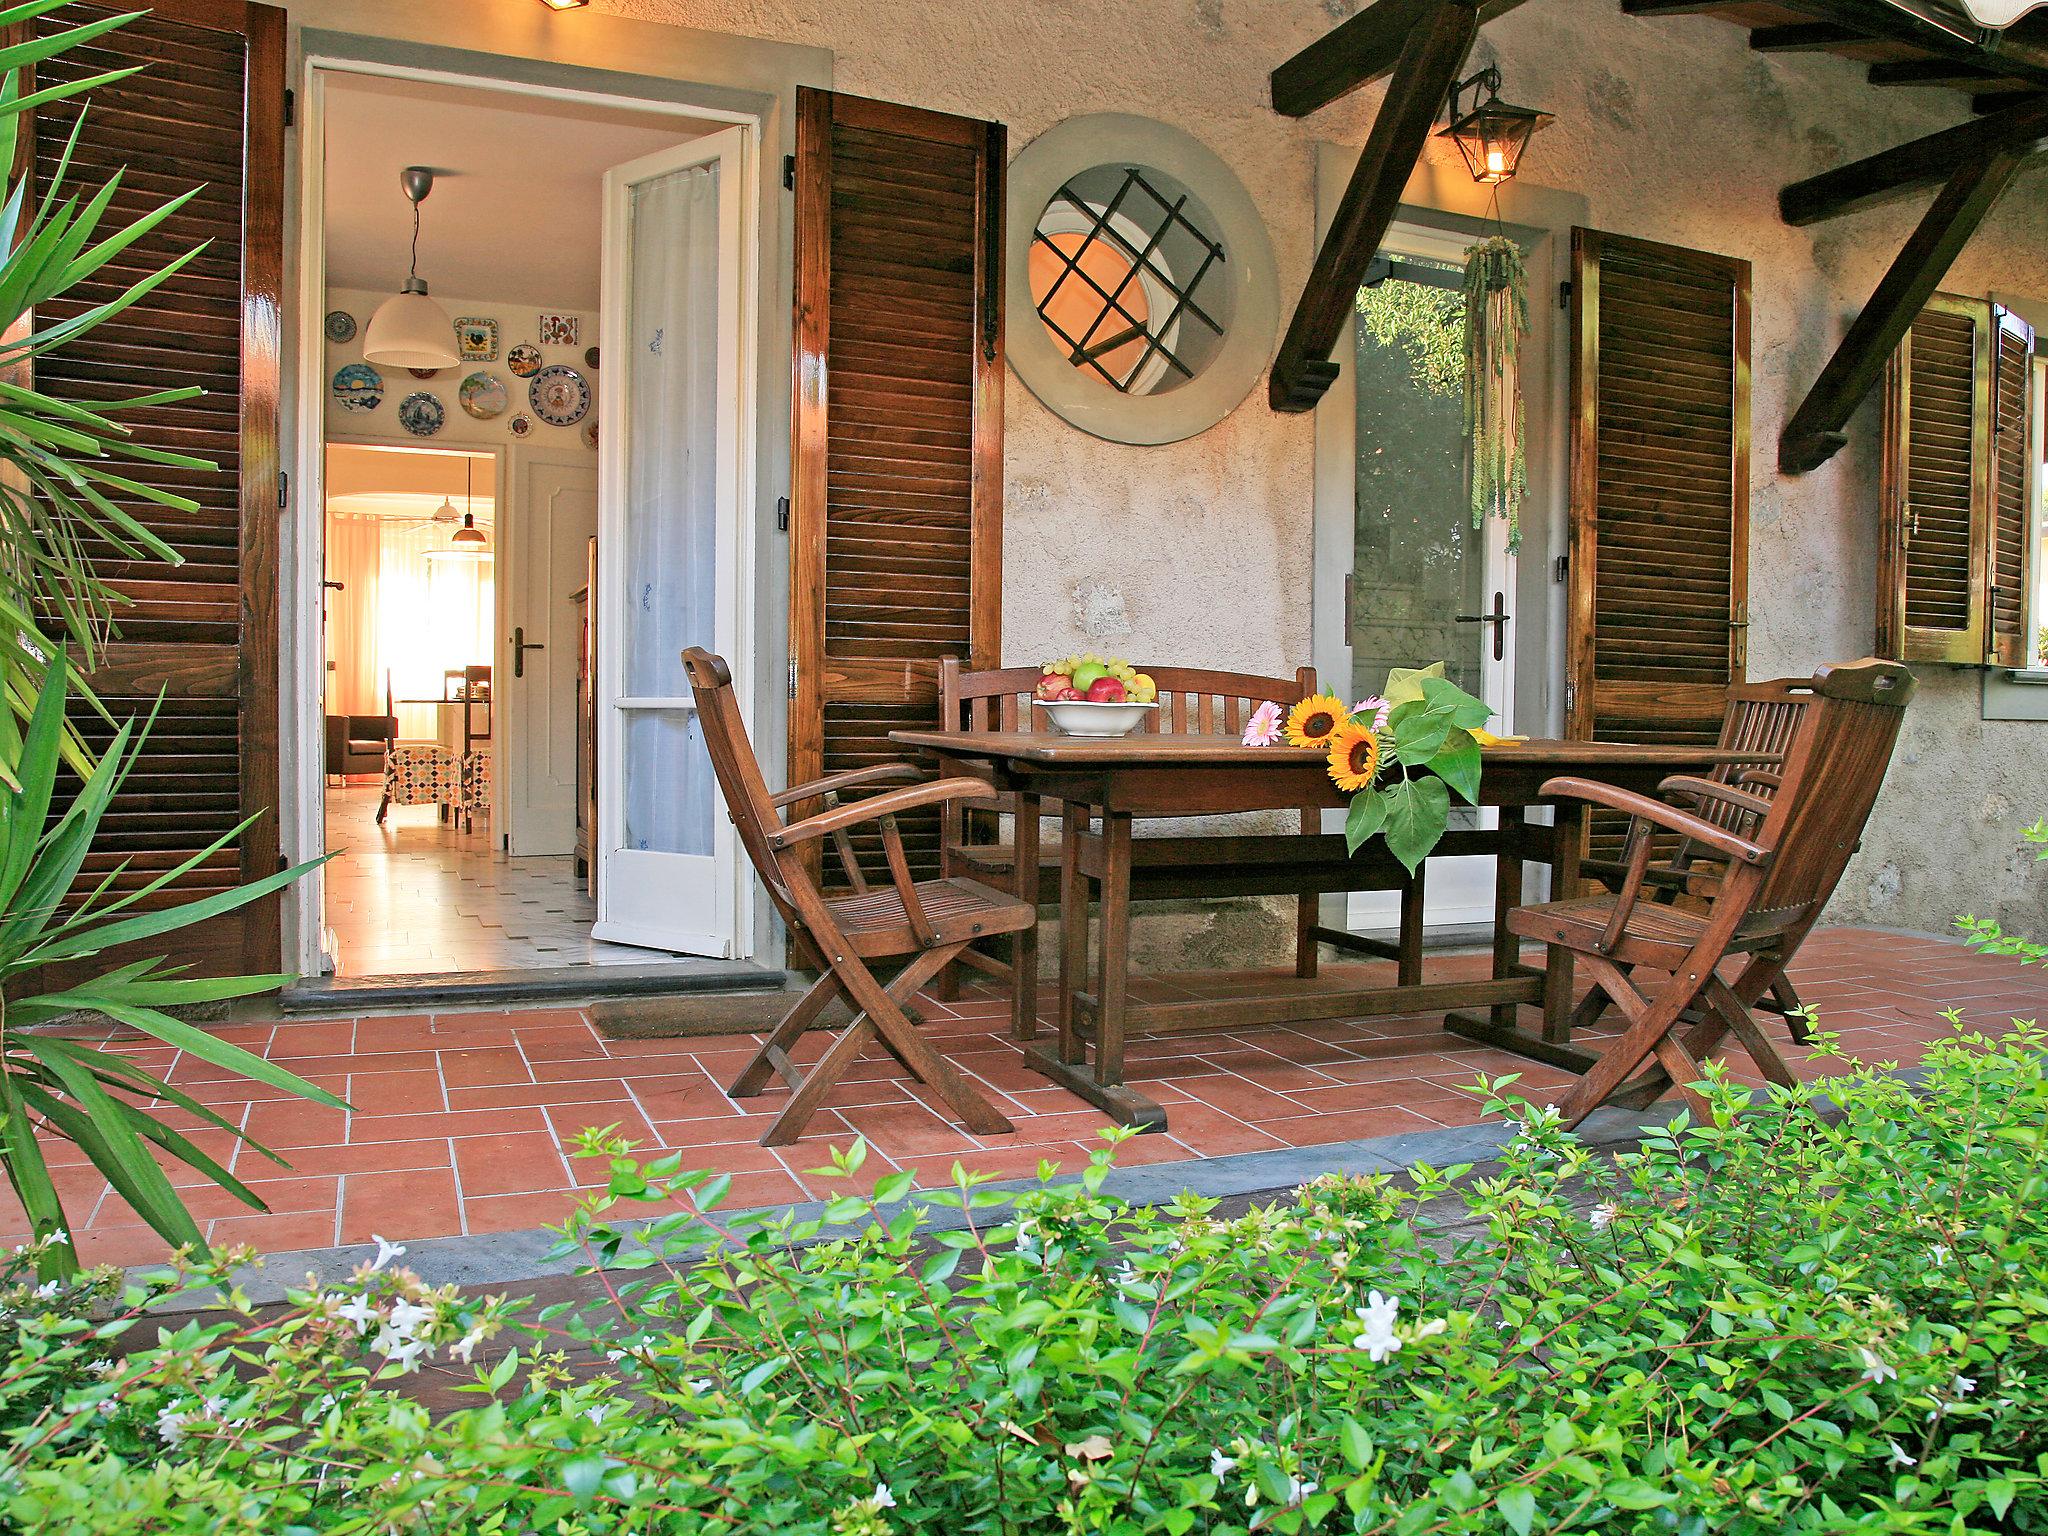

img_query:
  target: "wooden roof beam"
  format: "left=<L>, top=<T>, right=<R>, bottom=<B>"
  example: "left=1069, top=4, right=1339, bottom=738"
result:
left=1868, top=58, right=2001, bottom=87
left=1270, top=0, right=1479, bottom=410
left=1750, top=22, right=1865, bottom=51
left=1619, top=0, right=1744, bottom=14
left=1975, top=89, right=2044, bottom=113
left=1780, top=155, right=2025, bottom=473
left=1271, top=0, right=1524, bottom=116
left=1779, top=94, right=2048, bottom=224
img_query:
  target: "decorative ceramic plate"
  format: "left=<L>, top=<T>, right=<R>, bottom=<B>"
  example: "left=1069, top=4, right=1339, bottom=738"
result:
left=581, top=417, right=598, bottom=450
left=583, top=346, right=600, bottom=371
left=330, top=362, right=382, bottom=412
left=325, top=309, right=356, bottom=344
left=455, top=317, right=498, bottom=361
left=508, top=414, right=534, bottom=439
left=397, top=391, right=445, bottom=437
left=507, top=344, right=543, bottom=378
left=459, top=371, right=508, bottom=420
left=528, top=365, right=590, bottom=427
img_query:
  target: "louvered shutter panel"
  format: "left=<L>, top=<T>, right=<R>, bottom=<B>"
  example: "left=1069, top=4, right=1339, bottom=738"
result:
left=32, top=1, right=285, bottom=974
left=1567, top=229, right=1751, bottom=855
left=788, top=89, right=1004, bottom=886
left=1878, top=293, right=1992, bottom=664
left=1988, top=308, right=2036, bottom=667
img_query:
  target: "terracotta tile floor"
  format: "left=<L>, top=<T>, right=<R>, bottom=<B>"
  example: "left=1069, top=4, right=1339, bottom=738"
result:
left=19, top=927, right=2048, bottom=1269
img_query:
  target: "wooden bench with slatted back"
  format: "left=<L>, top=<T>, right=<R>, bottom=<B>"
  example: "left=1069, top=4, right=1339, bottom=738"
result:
left=934, top=660, right=1432, bottom=1024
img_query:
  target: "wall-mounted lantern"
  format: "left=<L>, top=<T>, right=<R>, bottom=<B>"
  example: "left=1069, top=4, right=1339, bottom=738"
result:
left=1438, top=67, right=1552, bottom=186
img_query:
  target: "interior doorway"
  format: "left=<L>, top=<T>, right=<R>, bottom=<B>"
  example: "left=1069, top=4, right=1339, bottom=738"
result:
left=300, top=63, right=757, bottom=982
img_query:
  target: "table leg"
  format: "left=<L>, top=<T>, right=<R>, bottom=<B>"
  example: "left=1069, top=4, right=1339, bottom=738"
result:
left=1543, top=801, right=1586, bottom=1044
left=1009, top=790, right=1041, bottom=1043
left=1056, top=804, right=1089, bottom=1066
left=1490, top=806, right=1524, bottom=1028
left=1093, top=811, right=1134, bottom=1088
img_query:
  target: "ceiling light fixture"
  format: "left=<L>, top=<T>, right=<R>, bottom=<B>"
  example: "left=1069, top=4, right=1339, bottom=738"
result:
left=426, top=460, right=491, bottom=561
left=537, top=0, right=590, bottom=10
left=363, top=167, right=460, bottom=370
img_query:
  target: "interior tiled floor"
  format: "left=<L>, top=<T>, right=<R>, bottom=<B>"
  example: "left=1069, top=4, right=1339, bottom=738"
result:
left=323, top=780, right=681, bottom=975
left=24, top=927, right=2048, bottom=1268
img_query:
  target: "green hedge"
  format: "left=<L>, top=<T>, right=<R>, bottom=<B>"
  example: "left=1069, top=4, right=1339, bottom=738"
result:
left=1, top=1027, right=2046, bottom=1533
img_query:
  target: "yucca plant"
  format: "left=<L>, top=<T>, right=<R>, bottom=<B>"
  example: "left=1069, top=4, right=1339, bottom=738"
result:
left=0, top=5, right=340, bottom=1277
left=0, top=673, right=340, bottom=1277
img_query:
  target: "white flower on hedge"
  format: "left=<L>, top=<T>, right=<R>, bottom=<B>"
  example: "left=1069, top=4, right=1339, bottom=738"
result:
left=156, top=1408, right=190, bottom=1445
left=336, top=1296, right=380, bottom=1336
left=1859, top=1348, right=1897, bottom=1385
left=585, top=1404, right=609, bottom=1427
left=386, top=1299, right=435, bottom=1339
left=44, top=1229, right=66, bottom=1246
left=1210, top=1448, right=1236, bottom=1478
left=868, top=1482, right=896, bottom=1510
left=1929, top=1244, right=1950, bottom=1267
left=1886, top=1439, right=1917, bottom=1468
left=449, top=1327, right=486, bottom=1363
left=1352, top=1291, right=1402, bottom=1363
left=32, top=1280, right=57, bottom=1299
left=369, top=1234, right=406, bottom=1272
left=1589, top=1202, right=1618, bottom=1232
left=688, top=1378, right=713, bottom=1394
left=1952, top=1374, right=1978, bottom=1396
left=372, top=1328, right=428, bottom=1370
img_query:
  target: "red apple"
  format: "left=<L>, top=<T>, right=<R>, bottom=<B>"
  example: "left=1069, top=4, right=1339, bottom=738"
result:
left=1085, top=676, right=1126, bottom=704
left=1055, top=685, right=1085, bottom=702
left=1034, top=673, right=1071, bottom=702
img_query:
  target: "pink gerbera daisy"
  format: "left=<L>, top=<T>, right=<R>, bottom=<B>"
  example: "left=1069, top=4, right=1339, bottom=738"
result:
left=1352, top=696, right=1392, bottom=732
left=1242, top=700, right=1283, bottom=747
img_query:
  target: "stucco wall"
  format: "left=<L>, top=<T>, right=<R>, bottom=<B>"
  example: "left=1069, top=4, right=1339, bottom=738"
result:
left=579, top=0, right=2048, bottom=942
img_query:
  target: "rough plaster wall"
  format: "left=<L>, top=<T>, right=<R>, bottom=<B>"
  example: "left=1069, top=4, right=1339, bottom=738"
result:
left=588, top=0, right=2048, bottom=944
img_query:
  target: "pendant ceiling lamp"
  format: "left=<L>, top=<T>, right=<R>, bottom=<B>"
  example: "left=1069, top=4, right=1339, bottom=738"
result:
left=425, top=460, right=490, bottom=561
left=363, top=166, right=460, bottom=370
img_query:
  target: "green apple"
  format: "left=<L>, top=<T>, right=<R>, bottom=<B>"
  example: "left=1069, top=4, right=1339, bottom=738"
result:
left=1071, top=661, right=1109, bottom=692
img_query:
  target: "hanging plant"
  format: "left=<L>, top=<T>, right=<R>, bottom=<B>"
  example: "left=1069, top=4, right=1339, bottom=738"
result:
left=1461, top=235, right=1529, bottom=553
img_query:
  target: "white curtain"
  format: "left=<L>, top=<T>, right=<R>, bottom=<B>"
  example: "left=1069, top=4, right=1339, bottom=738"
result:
left=325, top=513, right=495, bottom=739
left=324, top=513, right=381, bottom=715
left=620, top=160, right=720, bottom=857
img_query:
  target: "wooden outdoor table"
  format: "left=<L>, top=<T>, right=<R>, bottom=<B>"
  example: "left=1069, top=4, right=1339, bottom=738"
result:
left=890, top=730, right=1769, bottom=1132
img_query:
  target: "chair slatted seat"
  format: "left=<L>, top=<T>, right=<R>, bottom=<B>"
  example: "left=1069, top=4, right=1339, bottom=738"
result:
left=1509, top=658, right=1915, bottom=1127
left=685, top=647, right=1027, bottom=1147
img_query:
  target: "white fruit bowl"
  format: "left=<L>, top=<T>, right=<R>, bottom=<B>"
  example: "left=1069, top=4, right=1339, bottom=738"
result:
left=1033, top=698, right=1158, bottom=737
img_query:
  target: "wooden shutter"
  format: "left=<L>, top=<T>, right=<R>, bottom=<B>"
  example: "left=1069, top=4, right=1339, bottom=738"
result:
left=1988, top=308, right=2036, bottom=667
left=1878, top=293, right=1991, bottom=664
left=788, top=88, right=1004, bottom=883
left=32, top=1, right=285, bottom=974
left=1566, top=229, right=1751, bottom=806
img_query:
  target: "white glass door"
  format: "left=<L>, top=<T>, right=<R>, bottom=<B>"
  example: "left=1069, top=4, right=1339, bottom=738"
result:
left=594, top=127, right=748, bottom=955
left=1329, top=222, right=1519, bottom=930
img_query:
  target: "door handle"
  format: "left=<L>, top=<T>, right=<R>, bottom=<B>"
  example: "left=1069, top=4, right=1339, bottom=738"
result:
left=1454, top=591, right=1511, bottom=662
left=513, top=627, right=545, bottom=678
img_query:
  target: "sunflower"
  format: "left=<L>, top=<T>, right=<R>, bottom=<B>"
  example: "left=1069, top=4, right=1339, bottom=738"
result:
left=1284, top=693, right=1350, bottom=749
left=1326, top=718, right=1382, bottom=792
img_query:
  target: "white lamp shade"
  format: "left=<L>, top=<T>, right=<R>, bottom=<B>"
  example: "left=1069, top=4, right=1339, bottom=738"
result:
left=1958, top=0, right=2045, bottom=21
left=363, top=288, right=459, bottom=369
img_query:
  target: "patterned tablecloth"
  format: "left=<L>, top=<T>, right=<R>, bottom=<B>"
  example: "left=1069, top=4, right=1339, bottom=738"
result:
left=383, top=741, right=462, bottom=809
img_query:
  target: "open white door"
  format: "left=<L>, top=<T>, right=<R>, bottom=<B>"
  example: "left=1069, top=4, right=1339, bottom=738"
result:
left=593, top=126, right=750, bottom=955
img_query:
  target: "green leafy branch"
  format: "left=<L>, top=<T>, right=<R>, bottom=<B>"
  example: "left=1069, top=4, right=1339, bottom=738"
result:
left=1342, top=664, right=1492, bottom=874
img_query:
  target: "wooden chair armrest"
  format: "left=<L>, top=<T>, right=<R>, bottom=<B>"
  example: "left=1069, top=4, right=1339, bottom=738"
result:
left=1738, top=769, right=1782, bottom=791
left=770, top=779, right=997, bottom=849
left=772, top=762, right=921, bottom=808
left=1539, top=776, right=1770, bottom=866
left=1657, top=774, right=1773, bottom=823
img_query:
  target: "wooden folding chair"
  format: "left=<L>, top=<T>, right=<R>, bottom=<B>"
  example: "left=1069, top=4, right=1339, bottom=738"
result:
left=1581, top=676, right=1816, bottom=1036
left=1509, top=659, right=1915, bottom=1127
left=684, top=647, right=1026, bottom=1147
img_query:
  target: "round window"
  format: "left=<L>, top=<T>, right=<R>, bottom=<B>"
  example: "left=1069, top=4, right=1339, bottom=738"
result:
left=1007, top=115, right=1276, bottom=445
